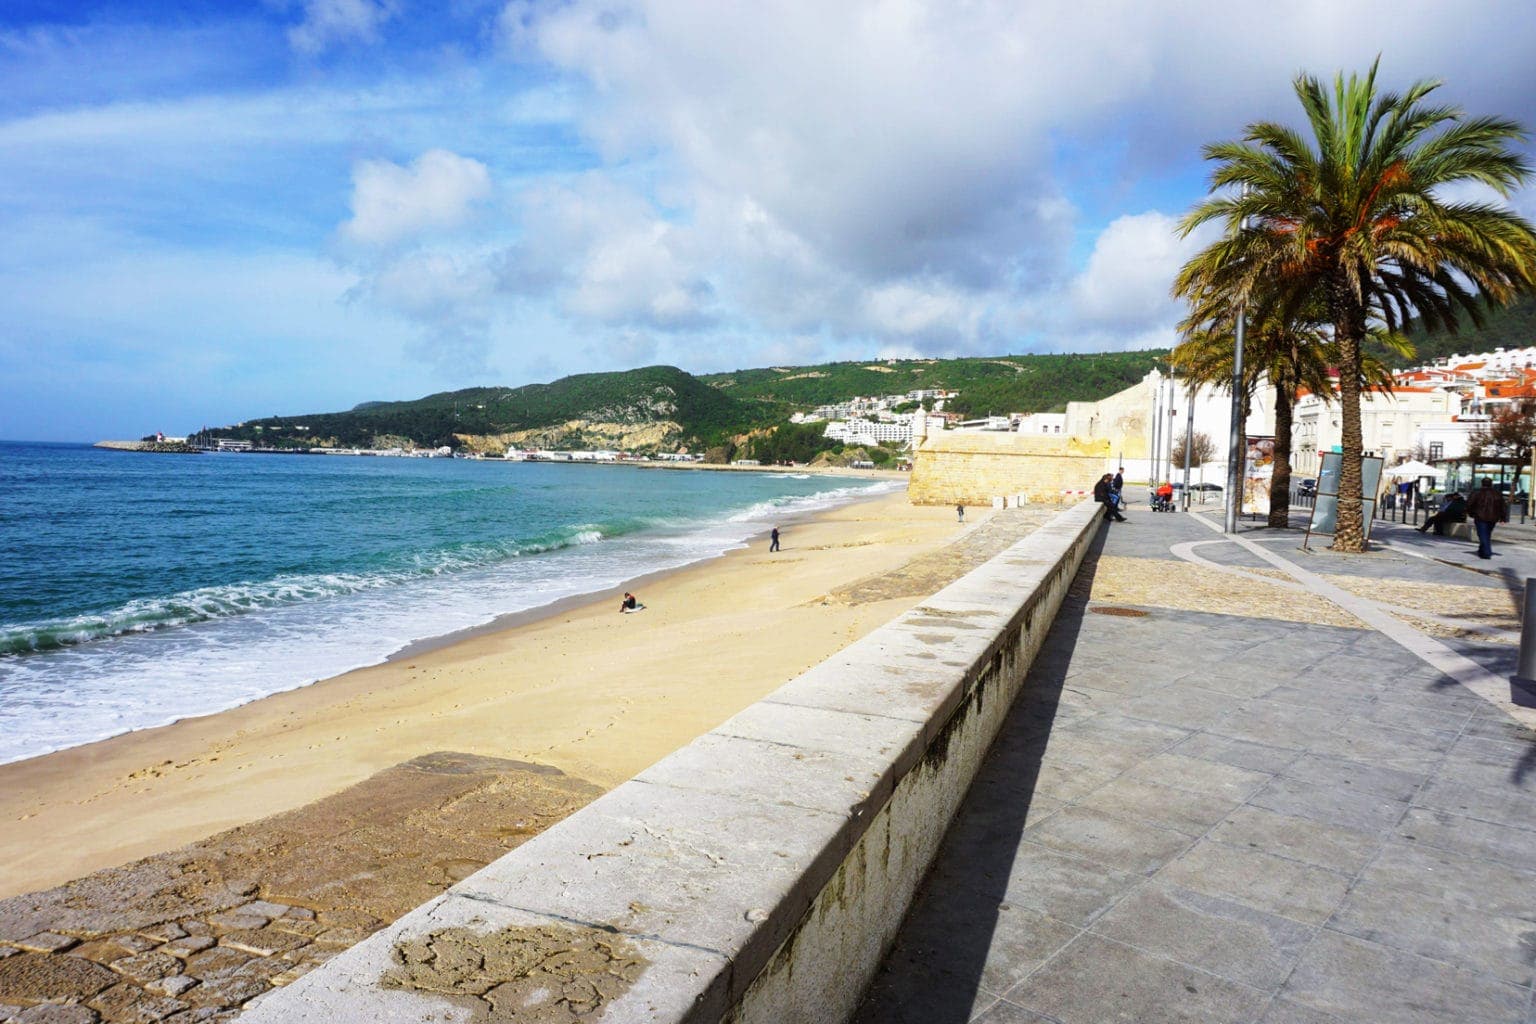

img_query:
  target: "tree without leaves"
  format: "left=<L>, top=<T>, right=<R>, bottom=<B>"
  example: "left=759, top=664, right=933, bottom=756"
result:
left=1170, top=431, right=1218, bottom=469
left=1177, top=59, right=1536, bottom=551
left=1467, top=402, right=1536, bottom=468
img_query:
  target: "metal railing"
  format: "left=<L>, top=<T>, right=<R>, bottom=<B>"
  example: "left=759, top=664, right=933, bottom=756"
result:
left=1372, top=495, right=1530, bottom=528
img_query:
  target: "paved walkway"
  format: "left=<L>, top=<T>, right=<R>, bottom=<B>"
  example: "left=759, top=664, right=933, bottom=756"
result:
left=854, top=496, right=1536, bottom=1024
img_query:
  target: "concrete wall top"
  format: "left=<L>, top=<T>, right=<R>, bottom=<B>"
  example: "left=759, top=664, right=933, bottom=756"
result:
left=239, top=500, right=1105, bottom=1024
left=918, top=432, right=1112, bottom=458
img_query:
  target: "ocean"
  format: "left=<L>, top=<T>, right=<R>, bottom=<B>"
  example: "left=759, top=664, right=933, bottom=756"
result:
left=0, top=442, right=895, bottom=765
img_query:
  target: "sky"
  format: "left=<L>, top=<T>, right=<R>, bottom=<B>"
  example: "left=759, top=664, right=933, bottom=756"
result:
left=4, top=1, right=1536, bottom=441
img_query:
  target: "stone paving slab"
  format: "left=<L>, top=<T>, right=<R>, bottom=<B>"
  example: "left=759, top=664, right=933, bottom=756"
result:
left=854, top=504, right=1536, bottom=1024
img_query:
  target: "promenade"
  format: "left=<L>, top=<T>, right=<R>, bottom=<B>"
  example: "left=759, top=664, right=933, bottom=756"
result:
left=856, top=496, right=1536, bottom=1024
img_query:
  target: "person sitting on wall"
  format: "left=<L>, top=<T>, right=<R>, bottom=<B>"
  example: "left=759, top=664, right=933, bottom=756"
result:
left=1418, top=492, right=1468, bottom=536
left=1094, top=473, right=1127, bottom=522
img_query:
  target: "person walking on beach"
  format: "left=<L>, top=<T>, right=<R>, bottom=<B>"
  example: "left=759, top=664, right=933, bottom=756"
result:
left=769, top=527, right=781, bottom=552
left=1466, top=478, right=1508, bottom=559
left=1094, top=473, right=1127, bottom=522
left=956, top=503, right=965, bottom=523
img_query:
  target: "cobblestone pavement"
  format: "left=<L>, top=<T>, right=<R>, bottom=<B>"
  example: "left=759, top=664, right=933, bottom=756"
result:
left=856, top=499, right=1536, bottom=1024
left=0, top=754, right=599, bottom=1023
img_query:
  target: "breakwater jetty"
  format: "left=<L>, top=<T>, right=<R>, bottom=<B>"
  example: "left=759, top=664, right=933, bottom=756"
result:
left=93, top=440, right=199, bottom=454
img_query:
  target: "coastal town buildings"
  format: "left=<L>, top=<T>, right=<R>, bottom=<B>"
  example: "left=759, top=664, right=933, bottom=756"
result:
left=1290, top=386, right=1463, bottom=476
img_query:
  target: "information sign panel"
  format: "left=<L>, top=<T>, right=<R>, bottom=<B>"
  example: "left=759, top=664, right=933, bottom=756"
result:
left=1304, top=452, right=1383, bottom=546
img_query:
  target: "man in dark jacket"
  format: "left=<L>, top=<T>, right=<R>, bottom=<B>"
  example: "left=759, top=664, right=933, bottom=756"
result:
left=1094, top=473, right=1127, bottom=522
left=1466, top=479, right=1508, bottom=559
left=1417, top=492, right=1467, bottom=536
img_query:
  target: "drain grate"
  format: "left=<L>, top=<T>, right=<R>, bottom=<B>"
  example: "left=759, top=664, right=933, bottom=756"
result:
left=1090, top=606, right=1148, bottom=617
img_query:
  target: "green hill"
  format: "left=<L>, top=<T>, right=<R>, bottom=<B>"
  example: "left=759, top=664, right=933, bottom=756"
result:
left=1382, top=293, right=1536, bottom=367
left=699, top=350, right=1163, bottom=417
left=213, top=365, right=770, bottom=452
left=206, top=350, right=1167, bottom=454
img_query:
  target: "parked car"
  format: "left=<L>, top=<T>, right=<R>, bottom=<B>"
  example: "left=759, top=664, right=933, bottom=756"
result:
left=1297, top=478, right=1317, bottom=497
left=1171, top=482, right=1224, bottom=493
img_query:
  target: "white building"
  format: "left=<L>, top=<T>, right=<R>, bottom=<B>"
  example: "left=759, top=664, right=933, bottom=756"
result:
left=1062, top=370, right=1276, bottom=482
left=1290, top=385, right=1463, bottom=476
left=823, top=419, right=914, bottom=446
left=1015, top=413, right=1066, bottom=436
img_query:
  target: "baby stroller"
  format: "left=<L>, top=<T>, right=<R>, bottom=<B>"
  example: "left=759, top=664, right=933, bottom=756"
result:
left=1151, top=489, right=1176, bottom=512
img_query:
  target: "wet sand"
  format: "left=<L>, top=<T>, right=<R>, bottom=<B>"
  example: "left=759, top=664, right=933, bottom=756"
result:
left=0, top=490, right=1002, bottom=899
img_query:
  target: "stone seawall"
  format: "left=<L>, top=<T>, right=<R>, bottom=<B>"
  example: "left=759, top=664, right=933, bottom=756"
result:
left=238, top=499, right=1105, bottom=1024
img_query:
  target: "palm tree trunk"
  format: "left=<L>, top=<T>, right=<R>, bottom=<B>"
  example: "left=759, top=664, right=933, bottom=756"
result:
left=1330, top=276, right=1367, bottom=552
left=1269, top=382, right=1294, bottom=528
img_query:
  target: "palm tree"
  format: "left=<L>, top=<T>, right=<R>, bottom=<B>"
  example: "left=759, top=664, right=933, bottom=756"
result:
left=1177, top=60, right=1536, bottom=551
left=1171, top=301, right=1408, bottom=528
left=1172, top=306, right=1331, bottom=527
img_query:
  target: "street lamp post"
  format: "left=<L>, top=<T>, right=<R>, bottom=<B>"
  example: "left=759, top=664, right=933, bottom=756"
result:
left=1224, top=310, right=1246, bottom=532
left=1182, top=381, right=1196, bottom=511
left=1161, top=405, right=1173, bottom=488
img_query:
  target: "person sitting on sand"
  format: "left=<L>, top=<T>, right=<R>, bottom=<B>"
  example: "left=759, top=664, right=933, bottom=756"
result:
left=619, top=591, right=642, bottom=613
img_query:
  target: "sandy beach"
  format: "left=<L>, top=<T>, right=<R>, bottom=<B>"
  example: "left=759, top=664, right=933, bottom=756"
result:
left=0, top=488, right=1009, bottom=900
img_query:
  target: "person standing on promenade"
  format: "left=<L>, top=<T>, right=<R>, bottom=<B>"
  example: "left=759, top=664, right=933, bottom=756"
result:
left=1094, top=473, right=1127, bottom=522
left=1112, top=467, right=1124, bottom=497
left=956, top=503, right=965, bottom=523
left=769, top=526, right=781, bottom=552
left=1466, top=478, right=1508, bottom=559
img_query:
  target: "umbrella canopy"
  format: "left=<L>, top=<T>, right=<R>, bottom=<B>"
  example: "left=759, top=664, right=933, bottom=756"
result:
left=1388, top=460, right=1439, bottom=477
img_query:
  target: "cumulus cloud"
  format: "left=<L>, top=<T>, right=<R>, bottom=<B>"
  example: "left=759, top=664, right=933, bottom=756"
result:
left=339, top=149, right=493, bottom=248
left=1070, top=212, right=1209, bottom=331
left=499, top=176, right=718, bottom=330
left=288, top=0, right=400, bottom=55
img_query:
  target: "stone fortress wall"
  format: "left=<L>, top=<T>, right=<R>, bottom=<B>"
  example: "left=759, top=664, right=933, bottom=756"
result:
left=238, top=499, right=1105, bottom=1024
left=908, top=432, right=1114, bottom=506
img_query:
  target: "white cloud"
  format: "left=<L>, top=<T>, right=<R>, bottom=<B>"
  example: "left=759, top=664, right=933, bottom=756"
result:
left=1069, top=213, right=1199, bottom=330
left=340, top=149, right=493, bottom=247
left=288, top=0, right=400, bottom=55
left=366, top=250, right=498, bottom=317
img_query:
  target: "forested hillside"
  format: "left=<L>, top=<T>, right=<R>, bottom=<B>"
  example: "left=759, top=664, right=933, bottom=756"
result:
left=213, top=366, right=771, bottom=451
left=207, top=350, right=1168, bottom=452
left=1384, top=293, right=1536, bottom=367
left=700, top=350, right=1163, bottom=416
left=209, top=295, right=1536, bottom=456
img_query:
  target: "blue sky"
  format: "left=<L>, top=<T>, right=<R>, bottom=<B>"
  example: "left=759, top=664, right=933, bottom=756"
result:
left=4, top=0, right=1536, bottom=441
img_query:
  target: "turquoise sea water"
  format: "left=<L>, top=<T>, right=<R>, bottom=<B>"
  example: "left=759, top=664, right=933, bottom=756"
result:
left=0, top=442, right=894, bottom=764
